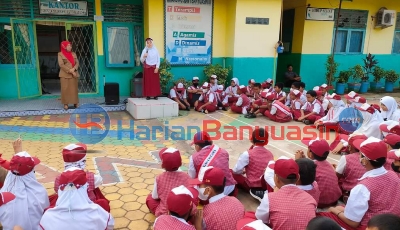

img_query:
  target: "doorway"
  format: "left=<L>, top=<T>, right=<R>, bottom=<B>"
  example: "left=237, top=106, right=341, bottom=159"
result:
left=36, top=21, right=97, bottom=94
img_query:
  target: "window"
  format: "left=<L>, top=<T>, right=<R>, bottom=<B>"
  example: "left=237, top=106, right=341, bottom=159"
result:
left=0, top=23, right=14, bottom=65
left=392, top=13, right=400, bottom=54
left=333, top=9, right=368, bottom=54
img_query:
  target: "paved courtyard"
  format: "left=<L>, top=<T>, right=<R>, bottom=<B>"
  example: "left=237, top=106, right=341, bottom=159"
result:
left=0, top=92, right=396, bottom=229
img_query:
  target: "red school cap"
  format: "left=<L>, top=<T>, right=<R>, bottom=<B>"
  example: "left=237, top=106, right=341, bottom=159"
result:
left=0, top=192, right=16, bottom=206
left=339, top=133, right=368, bottom=148
left=189, top=166, right=225, bottom=186
left=380, top=121, right=400, bottom=135
left=9, top=151, right=40, bottom=176
left=353, top=137, right=387, bottom=160
left=167, top=185, right=199, bottom=216
left=301, top=138, right=330, bottom=157
left=58, top=167, right=87, bottom=191
left=383, top=133, right=400, bottom=146
left=271, top=158, right=299, bottom=179
left=158, top=147, right=182, bottom=171
left=191, top=131, right=212, bottom=146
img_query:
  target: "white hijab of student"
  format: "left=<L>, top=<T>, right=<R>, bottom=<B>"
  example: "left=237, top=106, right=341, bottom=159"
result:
left=380, top=96, right=400, bottom=122
left=325, top=94, right=346, bottom=121
left=39, top=167, right=114, bottom=230
left=0, top=151, right=49, bottom=230
left=355, top=103, right=384, bottom=139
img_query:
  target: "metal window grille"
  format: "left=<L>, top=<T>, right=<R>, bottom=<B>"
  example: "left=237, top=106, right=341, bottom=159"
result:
left=0, top=23, right=14, bottom=64
left=334, top=9, right=369, bottom=29
left=0, top=0, right=31, bottom=18
left=102, top=3, right=143, bottom=23
left=396, top=12, right=400, bottom=30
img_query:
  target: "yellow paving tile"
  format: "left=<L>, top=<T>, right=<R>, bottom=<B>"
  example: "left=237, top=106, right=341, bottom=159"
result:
left=127, top=220, right=150, bottom=230
left=125, top=210, right=146, bottom=221
left=122, top=202, right=142, bottom=212
left=111, top=208, right=127, bottom=218
left=134, top=189, right=150, bottom=197
left=114, top=217, right=130, bottom=228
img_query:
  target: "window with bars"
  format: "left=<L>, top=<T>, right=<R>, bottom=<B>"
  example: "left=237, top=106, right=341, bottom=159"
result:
left=333, top=9, right=368, bottom=54
left=392, top=12, right=400, bottom=54
left=0, top=23, right=14, bottom=65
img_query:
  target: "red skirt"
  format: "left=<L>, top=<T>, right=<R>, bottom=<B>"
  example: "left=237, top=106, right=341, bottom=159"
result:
left=143, top=64, right=161, bottom=97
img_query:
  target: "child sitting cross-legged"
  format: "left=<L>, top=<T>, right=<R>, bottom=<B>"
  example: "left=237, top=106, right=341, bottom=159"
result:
left=230, top=85, right=251, bottom=115
left=298, top=90, right=325, bottom=125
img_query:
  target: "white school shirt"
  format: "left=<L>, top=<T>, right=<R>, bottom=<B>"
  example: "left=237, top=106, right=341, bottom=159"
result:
left=343, top=167, right=387, bottom=222
left=198, top=92, right=215, bottom=103
left=285, top=94, right=306, bottom=106
left=236, top=96, right=243, bottom=106
left=301, top=99, right=322, bottom=113
left=293, top=101, right=302, bottom=109
left=169, top=89, right=187, bottom=99
left=232, top=146, right=264, bottom=174
left=335, top=155, right=348, bottom=174
left=322, top=99, right=329, bottom=111
left=140, top=47, right=160, bottom=68
left=188, top=148, right=235, bottom=195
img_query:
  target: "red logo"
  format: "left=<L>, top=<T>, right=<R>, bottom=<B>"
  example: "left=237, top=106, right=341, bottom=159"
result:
left=73, top=120, right=104, bottom=130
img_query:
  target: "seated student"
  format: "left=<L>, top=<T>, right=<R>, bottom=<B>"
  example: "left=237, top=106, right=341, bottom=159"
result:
left=49, top=144, right=109, bottom=212
left=246, top=92, right=269, bottom=118
left=222, top=78, right=240, bottom=107
left=382, top=134, right=400, bottom=175
left=40, top=167, right=114, bottom=230
left=215, top=85, right=226, bottom=110
left=344, top=91, right=358, bottom=107
left=264, top=92, right=292, bottom=123
left=386, top=149, right=400, bottom=176
left=306, top=217, right=342, bottom=230
left=194, top=82, right=217, bottom=114
left=169, top=82, right=191, bottom=111
left=320, top=83, right=330, bottom=98
left=314, top=94, right=346, bottom=130
left=273, top=82, right=286, bottom=103
left=254, top=158, right=317, bottom=229
left=334, top=134, right=367, bottom=203
left=237, top=217, right=272, bottom=230
left=246, top=79, right=255, bottom=97
left=188, top=131, right=237, bottom=196
left=320, top=137, right=400, bottom=230
left=190, top=166, right=245, bottom=230
left=366, top=214, right=400, bottom=230
left=380, top=96, right=400, bottom=122
left=153, top=185, right=200, bottom=230
left=379, top=120, right=400, bottom=137
left=298, top=90, right=325, bottom=125
left=209, top=74, right=218, bottom=92
left=262, top=79, right=274, bottom=93
left=300, top=81, right=307, bottom=96
left=231, top=128, right=273, bottom=195
left=231, top=85, right=251, bottom=115
left=316, top=91, right=330, bottom=113
left=251, top=83, right=262, bottom=102
left=0, top=151, right=50, bottom=230
left=146, top=148, right=191, bottom=217
left=187, top=77, right=202, bottom=107
left=301, top=138, right=342, bottom=208
left=290, top=89, right=304, bottom=121
left=285, top=82, right=307, bottom=107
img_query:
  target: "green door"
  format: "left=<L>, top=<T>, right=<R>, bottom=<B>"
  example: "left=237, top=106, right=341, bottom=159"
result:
left=11, top=19, right=41, bottom=99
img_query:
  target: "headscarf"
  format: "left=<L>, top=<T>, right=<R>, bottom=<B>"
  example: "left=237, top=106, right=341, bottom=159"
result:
left=0, top=160, right=49, bottom=230
left=325, top=98, right=346, bottom=121
left=231, top=78, right=239, bottom=86
left=381, top=96, right=400, bottom=121
left=355, top=105, right=384, bottom=139
left=144, top=38, right=160, bottom=61
left=39, top=168, right=113, bottom=230
left=60, top=41, right=75, bottom=67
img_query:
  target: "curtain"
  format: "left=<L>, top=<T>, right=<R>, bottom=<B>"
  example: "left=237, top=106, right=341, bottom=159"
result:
left=334, top=30, right=347, bottom=53
left=394, top=32, right=400, bottom=54
left=349, top=31, right=363, bottom=53
left=107, top=27, right=117, bottom=63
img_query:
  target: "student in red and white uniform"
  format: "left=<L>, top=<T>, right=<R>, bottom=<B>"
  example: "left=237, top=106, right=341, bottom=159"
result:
left=231, top=85, right=251, bottom=115
left=290, top=89, right=304, bottom=121
left=299, top=82, right=307, bottom=96
left=209, top=74, right=218, bottom=92
left=0, top=192, right=18, bottom=229
left=146, top=148, right=191, bottom=217
left=254, top=158, right=317, bottom=229
left=222, top=78, right=240, bottom=107
left=49, top=144, right=109, bottom=212
left=231, top=128, right=273, bottom=195
left=251, top=83, right=261, bottom=102
left=246, top=79, right=255, bottom=97
left=187, top=77, right=202, bottom=107
left=215, top=85, right=226, bottom=110
left=188, top=131, right=237, bottom=196
left=379, top=120, right=400, bottom=137
left=381, top=133, right=400, bottom=175
left=298, top=90, right=325, bottom=125
left=366, top=214, right=400, bottom=230
left=0, top=151, right=49, bottom=230
left=316, top=90, right=329, bottom=113
left=262, top=79, right=274, bottom=93
left=190, top=166, right=245, bottom=230
left=153, top=185, right=200, bottom=230
left=387, top=149, right=400, bottom=175
left=273, top=82, right=286, bottom=103
left=264, top=92, right=293, bottom=123
left=320, top=137, right=400, bottom=230
left=306, top=217, right=342, bottom=230
left=300, top=138, right=342, bottom=208
left=320, top=83, right=330, bottom=98
left=344, top=91, right=358, bottom=107
left=285, top=82, right=306, bottom=107
left=314, top=93, right=346, bottom=131
left=334, top=134, right=367, bottom=203
left=264, top=156, right=321, bottom=204
left=169, top=82, right=191, bottom=111
left=39, top=167, right=114, bottom=230
left=246, top=92, right=269, bottom=119
left=237, top=215, right=271, bottom=230
left=380, top=96, right=400, bottom=122
left=194, top=82, right=217, bottom=114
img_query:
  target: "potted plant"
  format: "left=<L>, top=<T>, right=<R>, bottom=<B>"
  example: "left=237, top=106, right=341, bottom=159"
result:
left=335, top=69, right=353, bottom=95
left=384, top=70, right=399, bottom=92
left=325, top=55, right=339, bottom=94
left=371, top=66, right=385, bottom=91
left=159, top=59, right=174, bottom=95
left=359, top=53, right=378, bottom=93
left=203, top=64, right=232, bottom=86
left=348, top=64, right=363, bottom=92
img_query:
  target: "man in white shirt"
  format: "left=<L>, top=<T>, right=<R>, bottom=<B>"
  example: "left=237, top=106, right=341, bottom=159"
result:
left=169, top=83, right=190, bottom=111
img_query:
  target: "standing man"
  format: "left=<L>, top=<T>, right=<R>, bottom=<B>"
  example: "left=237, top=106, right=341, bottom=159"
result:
left=140, top=38, right=161, bottom=100
left=284, top=64, right=301, bottom=87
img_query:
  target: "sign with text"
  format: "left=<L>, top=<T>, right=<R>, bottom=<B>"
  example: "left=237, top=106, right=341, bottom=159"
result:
left=165, top=0, right=213, bottom=66
left=39, top=1, right=88, bottom=16
left=306, top=7, right=334, bottom=21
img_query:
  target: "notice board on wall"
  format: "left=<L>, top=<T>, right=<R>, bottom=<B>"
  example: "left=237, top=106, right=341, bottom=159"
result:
left=164, top=0, right=213, bottom=66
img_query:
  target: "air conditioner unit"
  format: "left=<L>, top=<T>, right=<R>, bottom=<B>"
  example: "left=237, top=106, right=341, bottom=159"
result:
left=375, top=8, right=396, bottom=28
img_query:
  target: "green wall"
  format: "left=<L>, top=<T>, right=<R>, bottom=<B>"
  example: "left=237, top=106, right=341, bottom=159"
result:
left=276, top=53, right=301, bottom=84
left=0, top=68, right=18, bottom=98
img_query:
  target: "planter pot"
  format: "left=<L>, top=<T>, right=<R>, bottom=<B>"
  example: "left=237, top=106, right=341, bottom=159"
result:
left=385, top=81, right=395, bottom=92
left=359, top=81, right=369, bottom=93
left=347, top=83, right=361, bottom=92
left=335, top=82, right=346, bottom=95
left=370, top=82, right=383, bottom=91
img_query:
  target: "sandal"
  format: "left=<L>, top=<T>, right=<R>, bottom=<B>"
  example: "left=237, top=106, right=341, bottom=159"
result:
left=64, top=105, right=69, bottom=110
left=74, top=104, right=78, bottom=108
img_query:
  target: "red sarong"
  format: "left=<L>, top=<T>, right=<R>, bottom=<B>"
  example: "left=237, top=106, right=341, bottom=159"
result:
left=143, top=63, right=161, bottom=97
left=317, top=212, right=366, bottom=230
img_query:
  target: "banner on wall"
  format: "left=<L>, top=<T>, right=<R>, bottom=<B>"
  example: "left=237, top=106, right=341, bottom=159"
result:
left=306, top=7, right=334, bottom=21
left=39, top=1, right=88, bottom=16
left=164, top=0, right=213, bottom=66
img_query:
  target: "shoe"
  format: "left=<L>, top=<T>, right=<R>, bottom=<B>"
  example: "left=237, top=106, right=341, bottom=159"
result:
left=186, top=107, right=190, bottom=111
left=222, top=107, right=227, bottom=111
left=250, top=189, right=265, bottom=202
left=247, top=113, right=256, bottom=118
left=303, top=120, right=311, bottom=125
left=146, top=97, right=150, bottom=100
left=154, top=97, right=158, bottom=100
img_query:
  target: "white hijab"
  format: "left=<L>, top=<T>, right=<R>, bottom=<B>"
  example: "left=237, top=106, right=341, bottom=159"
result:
left=325, top=98, right=346, bottom=122
left=355, top=109, right=383, bottom=139
left=39, top=170, right=114, bottom=230
left=231, top=78, right=239, bottom=86
left=381, top=96, right=400, bottom=121
left=0, top=170, right=49, bottom=230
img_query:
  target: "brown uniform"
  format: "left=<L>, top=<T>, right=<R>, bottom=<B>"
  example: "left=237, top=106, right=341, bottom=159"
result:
left=58, top=52, right=79, bottom=105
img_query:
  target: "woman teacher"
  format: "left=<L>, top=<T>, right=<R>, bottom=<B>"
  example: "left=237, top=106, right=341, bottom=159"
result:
left=58, top=41, right=79, bottom=110
left=140, top=38, right=161, bottom=100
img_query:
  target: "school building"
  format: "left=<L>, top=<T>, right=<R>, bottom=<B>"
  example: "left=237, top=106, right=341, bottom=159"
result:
left=0, top=0, right=399, bottom=100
